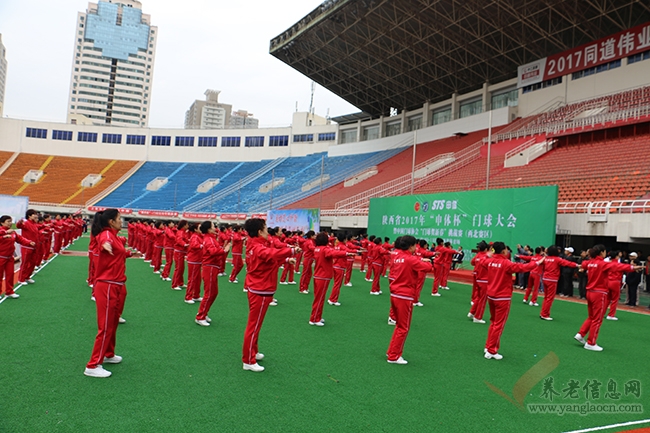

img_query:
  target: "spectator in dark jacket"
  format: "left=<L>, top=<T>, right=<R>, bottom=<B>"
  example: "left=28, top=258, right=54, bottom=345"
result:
left=625, top=252, right=642, bottom=306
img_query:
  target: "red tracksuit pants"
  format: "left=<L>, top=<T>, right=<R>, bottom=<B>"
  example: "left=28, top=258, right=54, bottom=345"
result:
left=415, top=272, right=427, bottom=302
left=440, top=265, right=450, bottom=288
left=0, top=256, right=16, bottom=295
left=524, top=273, right=542, bottom=303
left=469, top=281, right=488, bottom=320
left=387, top=296, right=414, bottom=361
left=371, top=262, right=383, bottom=293
left=295, top=253, right=303, bottom=272
left=53, top=233, right=62, bottom=253
left=329, top=268, right=345, bottom=303
left=365, top=258, right=374, bottom=280
left=242, top=291, right=273, bottom=365
left=161, top=248, right=174, bottom=278
left=578, top=290, right=609, bottom=346
left=88, top=252, right=95, bottom=285
left=152, top=246, right=164, bottom=272
left=197, top=265, right=219, bottom=321
left=19, top=246, right=37, bottom=282
left=360, top=253, right=368, bottom=272
left=485, top=298, right=512, bottom=355
left=86, top=281, right=126, bottom=369
left=299, top=258, right=314, bottom=292
left=606, top=280, right=621, bottom=317
left=230, top=253, right=244, bottom=282
left=185, top=262, right=202, bottom=300
left=540, top=279, right=558, bottom=318
left=171, top=252, right=186, bottom=288
left=280, top=261, right=294, bottom=283
left=344, top=260, right=354, bottom=284
left=311, top=277, right=330, bottom=323
left=431, top=263, right=445, bottom=294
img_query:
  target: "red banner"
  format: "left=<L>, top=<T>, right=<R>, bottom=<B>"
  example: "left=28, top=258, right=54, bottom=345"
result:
left=250, top=213, right=267, bottom=219
left=220, top=213, right=248, bottom=220
left=183, top=212, right=217, bottom=220
left=87, top=206, right=133, bottom=214
left=518, top=21, right=650, bottom=87
left=137, top=210, right=179, bottom=217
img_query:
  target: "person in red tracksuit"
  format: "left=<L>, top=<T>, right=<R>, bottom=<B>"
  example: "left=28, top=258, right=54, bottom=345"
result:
left=365, top=236, right=376, bottom=281
left=279, top=232, right=298, bottom=285
left=241, top=218, right=299, bottom=372
left=195, top=221, right=230, bottom=326
left=229, top=225, right=245, bottom=283
left=432, top=240, right=457, bottom=294
left=53, top=215, right=64, bottom=254
left=0, top=215, right=35, bottom=298
left=604, top=250, right=625, bottom=321
left=521, top=246, right=545, bottom=306
left=381, top=237, right=393, bottom=277
left=88, top=230, right=97, bottom=290
left=298, top=231, right=316, bottom=294
left=386, top=236, right=434, bottom=364
left=17, top=209, right=41, bottom=285
left=217, top=225, right=230, bottom=276
left=412, top=239, right=436, bottom=307
left=575, top=245, right=641, bottom=351
left=328, top=234, right=349, bottom=306
left=535, top=246, right=578, bottom=321
left=185, top=223, right=203, bottom=304
left=484, top=242, right=543, bottom=360
left=84, top=209, right=140, bottom=378
left=151, top=221, right=165, bottom=274
left=171, top=220, right=189, bottom=290
left=359, top=234, right=369, bottom=273
left=343, top=235, right=362, bottom=286
left=468, top=241, right=490, bottom=323
left=309, top=232, right=351, bottom=325
left=161, top=221, right=176, bottom=281
left=370, top=237, right=390, bottom=294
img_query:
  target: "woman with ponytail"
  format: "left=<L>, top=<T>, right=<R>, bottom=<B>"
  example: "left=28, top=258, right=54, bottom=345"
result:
left=84, top=209, right=140, bottom=378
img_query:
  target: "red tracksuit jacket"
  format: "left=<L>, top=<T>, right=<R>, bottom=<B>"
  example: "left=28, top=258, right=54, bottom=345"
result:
left=485, top=254, right=540, bottom=299
left=202, top=233, right=226, bottom=266
left=540, top=256, right=577, bottom=282
left=187, top=233, right=204, bottom=263
left=94, top=228, right=132, bottom=283
left=313, top=246, right=348, bottom=280
left=582, top=257, right=633, bottom=291
left=389, top=250, right=434, bottom=301
left=0, top=228, right=33, bottom=257
left=471, top=251, right=489, bottom=283
left=244, top=236, right=295, bottom=295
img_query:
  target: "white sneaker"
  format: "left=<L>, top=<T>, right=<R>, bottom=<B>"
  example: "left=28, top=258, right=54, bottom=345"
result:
left=7, top=293, right=19, bottom=299
left=574, top=333, right=586, bottom=344
left=193, top=297, right=203, bottom=302
left=163, top=277, right=172, bottom=281
left=243, top=288, right=248, bottom=292
left=530, top=301, right=539, bottom=306
left=467, top=312, right=474, bottom=318
left=118, top=317, right=126, bottom=324
left=243, top=363, right=264, bottom=372
left=91, top=296, right=96, bottom=302
left=584, top=343, right=603, bottom=352
left=103, top=355, right=122, bottom=364
left=327, top=300, right=341, bottom=306
left=27, top=279, right=35, bottom=284
left=387, top=318, right=396, bottom=325
left=484, top=352, right=503, bottom=360
left=365, top=278, right=372, bottom=282
left=172, top=287, right=182, bottom=291
left=279, top=281, right=288, bottom=285
left=470, top=301, right=474, bottom=306
left=84, top=366, right=112, bottom=378
left=288, top=281, right=296, bottom=285
left=387, top=356, right=408, bottom=364
left=269, top=299, right=278, bottom=306
left=205, top=316, right=212, bottom=323
left=309, top=320, right=325, bottom=326
left=255, top=353, right=265, bottom=361
left=184, top=299, right=195, bottom=304
left=295, top=271, right=301, bottom=274
left=431, top=293, right=441, bottom=297
left=195, top=319, right=210, bottom=327
left=413, top=302, right=423, bottom=307
left=218, top=273, right=227, bottom=277
left=473, top=318, right=486, bottom=324
left=344, top=283, right=352, bottom=287
left=229, top=279, right=239, bottom=284
left=153, top=271, right=160, bottom=274
left=299, top=290, right=309, bottom=294
left=540, top=316, right=553, bottom=321
left=606, top=316, right=618, bottom=321
left=182, top=284, right=187, bottom=288
left=443, top=286, right=449, bottom=290
left=370, top=291, right=380, bottom=295
left=523, top=299, right=528, bottom=304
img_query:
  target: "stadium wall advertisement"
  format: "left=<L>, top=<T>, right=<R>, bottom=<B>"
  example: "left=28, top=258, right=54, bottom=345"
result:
left=0, top=194, right=29, bottom=224
left=367, top=186, right=558, bottom=250
left=267, top=209, right=320, bottom=233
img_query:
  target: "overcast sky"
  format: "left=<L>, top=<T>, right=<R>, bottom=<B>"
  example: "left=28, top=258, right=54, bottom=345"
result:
left=0, top=0, right=359, bottom=128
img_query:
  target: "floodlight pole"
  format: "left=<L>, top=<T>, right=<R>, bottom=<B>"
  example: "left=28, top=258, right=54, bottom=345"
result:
left=486, top=109, right=493, bottom=190
left=410, top=130, right=417, bottom=195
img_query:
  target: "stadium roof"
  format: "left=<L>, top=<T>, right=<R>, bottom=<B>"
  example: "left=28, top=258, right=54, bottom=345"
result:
left=270, top=0, right=650, bottom=118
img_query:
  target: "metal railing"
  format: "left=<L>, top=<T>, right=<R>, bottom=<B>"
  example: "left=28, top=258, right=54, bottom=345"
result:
left=503, top=137, right=539, bottom=161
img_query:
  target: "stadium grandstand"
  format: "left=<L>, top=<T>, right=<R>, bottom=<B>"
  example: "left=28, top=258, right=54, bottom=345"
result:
left=0, top=0, right=649, bottom=252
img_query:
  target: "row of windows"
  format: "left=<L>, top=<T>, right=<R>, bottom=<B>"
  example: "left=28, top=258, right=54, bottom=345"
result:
left=522, top=77, right=563, bottom=94
left=26, top=128, right=337, bottom=147
left=572, top=59, right=621, bottom=80
left=628, top=49, right=650, bottom=65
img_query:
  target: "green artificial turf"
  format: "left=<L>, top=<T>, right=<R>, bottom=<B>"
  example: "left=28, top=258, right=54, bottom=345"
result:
left=1, top=240, right=649, bottom=433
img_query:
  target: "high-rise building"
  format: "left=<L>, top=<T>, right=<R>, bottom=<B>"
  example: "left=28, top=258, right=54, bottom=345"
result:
left=184, top=90, right=232, bottom=129
left=0, top=34, right=7, bottom=117
left=67, top=0, right=157, bottom=127
left=230, top=110, right=259, bottom=129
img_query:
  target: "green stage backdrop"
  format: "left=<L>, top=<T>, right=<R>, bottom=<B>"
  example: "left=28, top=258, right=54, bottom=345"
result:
left=368, top=186, right=558, bottom=250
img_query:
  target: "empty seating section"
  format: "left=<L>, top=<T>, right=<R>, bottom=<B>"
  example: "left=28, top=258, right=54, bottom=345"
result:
left=415, top=155, right=506, bottom=195
left=0, top=153, right=137, bottom=204
left=288, top=129, right=494, bottom=210
left=0, top=151, right=15, bottom=169
left=526, top=86, right=650, bottom=128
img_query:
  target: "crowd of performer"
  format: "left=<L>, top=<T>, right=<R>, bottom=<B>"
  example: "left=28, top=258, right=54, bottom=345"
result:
left=1, top=208, right=645, bottom=377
